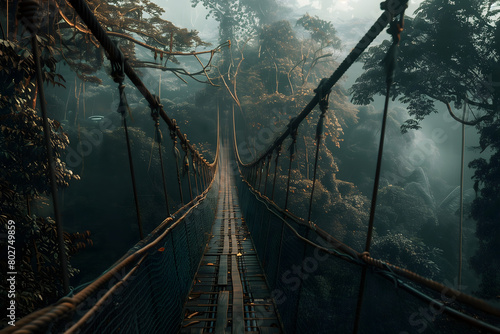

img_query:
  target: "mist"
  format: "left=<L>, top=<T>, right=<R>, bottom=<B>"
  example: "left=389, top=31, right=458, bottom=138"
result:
left=2, top=0, right=499, bottom=331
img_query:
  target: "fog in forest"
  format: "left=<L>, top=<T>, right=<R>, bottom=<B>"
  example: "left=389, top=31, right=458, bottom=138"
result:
left=2, top=0, right=499, bottom=331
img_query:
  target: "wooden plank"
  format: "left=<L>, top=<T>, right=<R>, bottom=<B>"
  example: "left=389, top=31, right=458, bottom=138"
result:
left=231, top=234, right=238, bottom=255
left=215, top=291, right=229, bottom=333
left=231, top=255, right=245, bottom=334
left=222, top=230, right=230, bottom=254
left=218, top=254, right=228, bottom=285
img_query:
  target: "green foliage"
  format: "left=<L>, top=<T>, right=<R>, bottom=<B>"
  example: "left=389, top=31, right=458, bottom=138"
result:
left=0, top=215, right=91, bottom=319
left=296, top=13, right=341, bottom=49
left=191, top=0, right=259, bottom=43
left=372, top=233, right=441, bottom=279
left=94, top=0, right=209, bottom=60
left=191, top=0, right=287, bottom=42
left=350, top=0, right=500, bottom=296
left=0, top=48, right=88, bottom=319
left=350, top=0, right=499, bottom=132
left=228, top=17, right=368, bottom=250
left=0, top=0, right=209, bottom=83
left=469, top=150, right=500, bottom=297
left=0, top=14, right=99, bottom=319
left=0, top=38, right=76, bottom=198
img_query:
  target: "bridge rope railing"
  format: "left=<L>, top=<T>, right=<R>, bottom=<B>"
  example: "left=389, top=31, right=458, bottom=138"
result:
left=4, top=171, right=220, bottom=333
left=5, top=119, right=220, bottom=333
left=4, top=0, right=221, bottom=331
left=231, top=0, right=500, bottom=333
left=232, top=105, right=500, bottom=334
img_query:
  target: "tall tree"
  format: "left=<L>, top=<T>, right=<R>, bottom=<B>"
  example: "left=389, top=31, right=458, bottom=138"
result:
left=0, top=0, right=217, bottom=318
left=0, top=36, right=90, bottom=318
left=191, top=0, right=284, bottom=44
left=349, top=0, right=500, bottom=297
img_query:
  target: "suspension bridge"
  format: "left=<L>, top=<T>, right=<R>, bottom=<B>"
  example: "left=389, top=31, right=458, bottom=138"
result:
left=3, top=0, right=500, bottom=332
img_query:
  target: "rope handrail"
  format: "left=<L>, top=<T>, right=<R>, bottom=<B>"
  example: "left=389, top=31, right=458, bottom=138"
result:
left=234, top=0, right=409, bottom=168
left=237, top=160, right=500, bottom=325
left=5, top=148, right=220, bottom=334
left=66, top=0, right=215, bottom=169
left=229, top=19, right=500, bottom=321
left=5, top=0, right=222, bottom=328
left=79, top=105, right=220, bottom=291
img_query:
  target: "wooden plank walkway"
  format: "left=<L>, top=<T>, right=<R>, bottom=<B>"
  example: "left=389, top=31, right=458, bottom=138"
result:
left=179, top=149, right=282, bottom=333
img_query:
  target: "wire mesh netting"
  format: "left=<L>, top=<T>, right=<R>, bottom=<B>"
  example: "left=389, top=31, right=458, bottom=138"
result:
left=237, top=178, right=500, bottom=334
left=43, top=177, right=220, bottom=333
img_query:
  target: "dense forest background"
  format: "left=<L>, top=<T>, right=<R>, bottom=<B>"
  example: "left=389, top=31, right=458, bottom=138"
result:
left=1, top=0, right=499, bottom=325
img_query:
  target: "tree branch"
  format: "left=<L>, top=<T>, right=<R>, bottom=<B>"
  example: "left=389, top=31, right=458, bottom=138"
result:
left=443, top=101, right=491, bottom=126
left=107, top=31, right=228, bottom=57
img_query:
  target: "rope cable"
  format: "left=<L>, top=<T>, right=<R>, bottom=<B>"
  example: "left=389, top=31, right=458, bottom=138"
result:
left=151, top=95, right=170, bottom=217
left=232, top=0, right=409, bottom=168
left=66, top=0, right=211, bottom=169
left=458, top=99, right=467, bottom=289
left=307, top=79, right=331, bottom=225
left=111, top=47, right=144, bottom=240
left=354, top=11, right=406, bottom=334
left=283, top=124, right=298, bottom=211
left=271, top=146, right=281, bottom=200
left=183, top=141, right=194, bottom=201
left=170, top=123, right=184, bottom=205
left=263, top=154, right=272, bottom=196
left=22, top=0, right=70, bottom=293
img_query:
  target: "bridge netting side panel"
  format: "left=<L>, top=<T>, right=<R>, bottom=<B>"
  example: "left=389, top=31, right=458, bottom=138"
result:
left=40, top=178, right=220, bottom=334
left=236, top=179, right=499, bottom=334
left=238, top=180, right=360, bottom=333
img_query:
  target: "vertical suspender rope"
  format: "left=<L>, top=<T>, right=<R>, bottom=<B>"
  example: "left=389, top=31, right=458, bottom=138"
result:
left=275, top=125, right=298, bottom=286
left=254, top=162, right=259, bottom=189
left=254, top=165, right=258, bottom=187
left=192, top=152, right=200, bottom=195
left=263, top=154, right=272, bottom=196
left=284, top=125, right=298, bottom=211
left=151, top=95, right=170, bottom=217
left=203, top=162, right=208, bottom=189
left=22, top=0, right=70, bottom=293
left=249, top=164, right=253, bottom=185
left=294, top=80, right=331, bottom=332
left=307, top=79, right=331, bottom=225
left=249, top=166, right=253, bottom=186
left=201, top=159, right=206, bottom=190
left=111, top=53, right=144, bottom=240
left=200, top=161, right=206, bottom=190
left=170, top=124, right=184, bottom=204
left=183, top=141, right=194, bottom=202
left=271, top=146, right=281, bottom=201
left=458, top=99, right=467, bottom=289
left=257, top=160, right=264, bottom=191
left=353, top=10, right=405, bottom=334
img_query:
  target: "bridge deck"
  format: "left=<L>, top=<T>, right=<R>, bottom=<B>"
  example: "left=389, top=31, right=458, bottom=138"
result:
left=179, top=153, right=281, bottom=333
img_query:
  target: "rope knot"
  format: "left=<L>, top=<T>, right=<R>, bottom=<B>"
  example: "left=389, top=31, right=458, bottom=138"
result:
left=360, top=251, right=370, bottom=260
left=308, top=221, right=317, bottom=231
left=110, top=48, right=130, bottom=117
left=150, top=97, right=162, bottom=144
left=274, top=145, right=282, bottom=162
left=314, top=78, right=331, bottom=115
left=314, top=78, right=331, bottom=97
left=110, top=48, right=126, bottom=84
left=387, top=20, right=403, bottom=45
left=170, top=119, right=178, bottom=142
left=150, top=95, right=161, bottom=120
left=116, top=83, right=130, bottom=117
left=182, top=151, right=190, bottom=176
